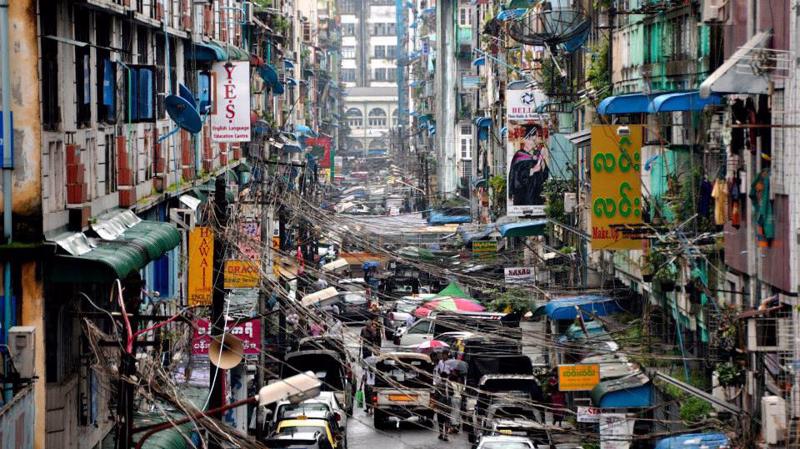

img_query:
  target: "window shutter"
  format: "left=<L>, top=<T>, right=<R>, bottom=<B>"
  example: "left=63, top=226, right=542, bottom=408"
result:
left=138, top=68, right=154, bottom=120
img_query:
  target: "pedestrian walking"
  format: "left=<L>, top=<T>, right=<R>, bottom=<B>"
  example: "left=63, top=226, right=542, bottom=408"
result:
left=449, top=370, right=465, bottom=433
left=360, top=319, right=382, bottom=359
left=548, top=377, right=566, bottom=426
left=361, top=367, right=376, bottom=415
left=435, top=374, right=453, bottom=441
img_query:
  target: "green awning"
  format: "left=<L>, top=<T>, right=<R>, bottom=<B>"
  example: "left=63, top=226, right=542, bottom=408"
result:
left=225, top=44, right=250, bottom=61
left=48, top=220, right=180, bottom=283
left=435, top=282, right=471, bottom=299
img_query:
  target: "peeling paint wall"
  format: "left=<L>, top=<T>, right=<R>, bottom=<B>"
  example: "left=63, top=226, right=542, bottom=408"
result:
left=1, top=0, right=43, bottom=241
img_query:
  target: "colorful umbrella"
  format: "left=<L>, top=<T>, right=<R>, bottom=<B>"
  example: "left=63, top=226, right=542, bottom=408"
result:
left=423, top=297, right=486, bottom=313
left=415, top=340, right=450, bottom=353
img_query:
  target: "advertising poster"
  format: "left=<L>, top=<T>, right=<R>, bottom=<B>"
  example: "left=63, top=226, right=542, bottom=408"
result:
left=472, top=240, right=497, bottom=258
left=211, top=61, right=251, bottom=142
left=590, top=125, right=644, bottom=250
left=237, top=220, right=261, bottom=261
left=557, top=364, right=601, bottom=391
left=192, top=318, right=261, bottom=356
left=188, top=227, right=214, bottom=306
left=504, top=267, right=535, bottom=285
left=506, top=88, right=548, bottom=217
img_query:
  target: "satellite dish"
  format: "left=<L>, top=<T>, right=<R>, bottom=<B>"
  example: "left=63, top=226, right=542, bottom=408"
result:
left=208, top=333, right=244, bottom=369
left=508, top=4, right=590, bottom=54
left=165, top=94, right=202, bottom=134
left=179, top=83, right=197, bottom=109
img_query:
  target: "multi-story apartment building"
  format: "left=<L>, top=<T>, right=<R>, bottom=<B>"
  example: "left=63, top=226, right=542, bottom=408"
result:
left=339, top=0, right=399, bottom=157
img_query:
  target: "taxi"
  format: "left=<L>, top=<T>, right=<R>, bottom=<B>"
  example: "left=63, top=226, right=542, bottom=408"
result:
left=274, top=418, right=338, bottom=449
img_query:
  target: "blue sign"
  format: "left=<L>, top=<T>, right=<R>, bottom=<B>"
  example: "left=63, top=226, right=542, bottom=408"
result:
left=0, top=112, right=13, bottom=169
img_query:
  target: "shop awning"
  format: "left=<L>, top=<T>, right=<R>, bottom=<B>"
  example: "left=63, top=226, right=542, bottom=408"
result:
left=259, top=64, right=281, bottom=89
left=537, top=295, right=622, bottom=321
left=472, top=56, right=486, bottom=66
left=474, top=117, right=492, bottom=128
left=654, top=433, right=730, bottom=449
left=295, top=124, right=318, bottom=137
left=590, top=373, right=653, bottom=408
left=286, top=77, right=298, bottom=86
left=647, top=91, right=723, bottom=113
left=300, top=287, right=339, bottom=307
left=565, top=128, right=591, bottom=145
left=596, top=93, right=653, bottom=115
left=699, top=31, right=772, bottom=98
left=222, top=43, right=249, bottom=61
left=499, top=219, right=547, bottom=238
left=284, top=59, right=295, bottom=70
left=49, top=216, right=180, bottom=283
left=186, top=41, right=227, bottom=62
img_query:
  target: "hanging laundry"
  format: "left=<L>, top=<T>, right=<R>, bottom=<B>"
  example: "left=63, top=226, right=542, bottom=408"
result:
left=729, top=177, right=741, bottom=228
left=698, top=178, right=712, bottom=218
left=710, top=178, right=728, bottom=225
left=749, top=168, right=774, bottom=247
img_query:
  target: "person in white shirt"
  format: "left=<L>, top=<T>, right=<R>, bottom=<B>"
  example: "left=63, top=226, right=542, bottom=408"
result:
left=404, top=314, right=415, bottom=328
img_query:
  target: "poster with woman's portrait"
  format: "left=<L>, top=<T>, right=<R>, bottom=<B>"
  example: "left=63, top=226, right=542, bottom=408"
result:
left=506, top=88, right=549, bottom=216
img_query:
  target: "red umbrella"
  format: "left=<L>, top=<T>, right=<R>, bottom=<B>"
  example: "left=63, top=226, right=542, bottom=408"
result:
left=415, top=339, right=449, bottom=353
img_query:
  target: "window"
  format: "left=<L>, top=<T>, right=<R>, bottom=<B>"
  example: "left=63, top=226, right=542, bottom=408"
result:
left=124, top=66, right=156, bottom=122
left=461, top=124, right=471, bottom=135
left=459, top=7, right=470, bottom=26
left=41, top=6, right=60, bottom=130
left=341, top=68, right=356, bottom=82
left=75, top=8, right=91, bottom=128
left=372, top=68, right=387, bottom=81
left=374, top=45, right=385, bottom=58
left=387, top=69, right=396, bottom=81
left=386, top=46, right=396, bottom=59
left=340, top=0, right=356, bottom=13
left=368, top=108, right=387, bottom=127
left=104, top=134, right=117, bottom=194
left=460, top=138, right=471, bottom=159
left=342, top=23, right=356, bottom=36
left=342, top=46, right=356, bottom=58
left=407, top=321, right=431, bottom=334
left=155, top=32, right=166, bottom=118
left=96, top=13, right=115, bottom=123
left=346, top=108, right=363, bottom=127
left=387, top=23, right=396, bottom=35
left=462, top=160, right=472, bottom=178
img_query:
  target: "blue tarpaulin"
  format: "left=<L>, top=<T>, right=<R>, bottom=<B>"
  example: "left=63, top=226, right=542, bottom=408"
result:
left=597, top=93, right=654, bottom=115
left=540, top=295, right=622, bottom=321
left=655, top=433, right=730, bottom=449
left=498, top=219, right=547, bottom=237
left=428, top=212, right=471, bottom=225
left=590, top=373, right=653, bottom=408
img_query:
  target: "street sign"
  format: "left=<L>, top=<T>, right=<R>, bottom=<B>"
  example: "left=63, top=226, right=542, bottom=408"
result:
left=557, top=364, right=601, bottom=391
left=577, top=406, right=602, bottom=423
left=0, top=112, right=13, bottom=168
left=188, top=227, right=214, bottom=305
left=504, top=266, right=535, bottom=284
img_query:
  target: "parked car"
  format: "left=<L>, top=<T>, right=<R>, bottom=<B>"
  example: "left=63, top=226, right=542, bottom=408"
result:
left=393, top=312, right=521, bottom=347
left=268, top=419, right=338, bottom=449
left=382, top=295, right=435, bottom=338
left=281, top=350, right=354, bottom=415
left=471, top=403, right=547, bottom=447
left=475, top=435, right=537, bottom=449
left=467, top=375, right=543, bottom=443
left=371, top=352, right=435, bottom=430
left=267, top=391, right=348, bottom=436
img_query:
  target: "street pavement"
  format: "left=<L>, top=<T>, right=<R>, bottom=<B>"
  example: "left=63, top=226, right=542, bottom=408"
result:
left=340, top=319, right=547, bottom=449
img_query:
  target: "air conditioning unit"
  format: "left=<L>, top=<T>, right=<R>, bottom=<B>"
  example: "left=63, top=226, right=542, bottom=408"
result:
left=9, top=326, right=36, bottom=379
left=702, top=0, right=728, bottom=23
left=762, top=395, right=786, bottom=444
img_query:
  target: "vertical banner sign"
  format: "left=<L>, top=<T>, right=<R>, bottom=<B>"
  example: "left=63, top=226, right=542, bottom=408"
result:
left=188, top=227, right=214, bottom=305
left=590, top=125, right=644, bottom=250
left=211, top=61, right=251, bottom=142
left=506, top=88, right=548, bottom=217
left=600, top=413, right=634, bottom=449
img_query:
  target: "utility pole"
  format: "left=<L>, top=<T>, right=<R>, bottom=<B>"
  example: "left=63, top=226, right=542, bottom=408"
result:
left=209, top=175, right=228, bottom=434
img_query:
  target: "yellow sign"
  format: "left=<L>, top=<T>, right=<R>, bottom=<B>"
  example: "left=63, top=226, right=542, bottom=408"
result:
left=224, top=260, right=260, bottom=288
left=188, top=227, right=214, bottom=305
left=590, top=125, right=644, bottom=250
left=558, top=364, right=601, bottom=391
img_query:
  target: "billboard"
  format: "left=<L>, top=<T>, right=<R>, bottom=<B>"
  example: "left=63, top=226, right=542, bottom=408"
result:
left=211, top=61, right=251, bottom=142
left=188, top=227, right=214, bottom=306
left=590, top=125, right=644, bottom=250
left=224, top=260, right=260, bottom=289
left=506, top=88, right=548, bottom=217
left=504, top=266, right=535, bottom=285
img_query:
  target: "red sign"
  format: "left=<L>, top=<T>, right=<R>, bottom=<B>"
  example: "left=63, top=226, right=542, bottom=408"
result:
left=192, top=318, right=261, bottom=356
left=307, top=136, right=333, bottom=168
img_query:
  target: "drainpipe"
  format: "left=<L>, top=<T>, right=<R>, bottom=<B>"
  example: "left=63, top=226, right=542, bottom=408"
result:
left=0, top=0, right=14, bottom=405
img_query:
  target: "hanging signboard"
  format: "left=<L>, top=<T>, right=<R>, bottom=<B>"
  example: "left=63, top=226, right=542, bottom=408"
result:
left=557, top=364, right=601, bottom=391
left=506, top=88, right=548, bottom=217
left=472, top=240, right=497, bottom=258
left=577, top=406, right=602, bottom=423
left=224, top=260, right=261, bottom=289
left=600, top=413, right=634, bottom=449
left=192, top=318, right=261, bottom=356
left=590, top=125, right=644, bottom=250
left=211, top=61, right=251, bottom=142
left=188, top=227, right=214, bottom=305
left=504, top=266, right=535, bottom=285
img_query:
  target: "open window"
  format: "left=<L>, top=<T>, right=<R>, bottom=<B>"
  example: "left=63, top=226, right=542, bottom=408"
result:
left=123, top=65, right=156, bottom=122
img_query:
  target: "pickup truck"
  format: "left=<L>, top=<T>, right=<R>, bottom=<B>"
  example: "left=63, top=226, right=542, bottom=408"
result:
left=371, top=352, right=435, bottom=430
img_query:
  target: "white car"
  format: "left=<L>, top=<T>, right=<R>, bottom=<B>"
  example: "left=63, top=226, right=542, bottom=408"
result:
left=476, top=435, right=535, bottom=449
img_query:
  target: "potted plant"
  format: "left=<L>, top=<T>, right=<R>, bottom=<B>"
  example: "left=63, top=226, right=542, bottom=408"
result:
left=654, top=263, right=676, bottom=292
left=641, top=249, right=666, bottom=283
left=716, top=361, right=744, bottom=387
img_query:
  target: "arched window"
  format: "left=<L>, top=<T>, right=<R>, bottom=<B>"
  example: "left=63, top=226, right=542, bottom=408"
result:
left=346, top=108, right=363, bottom=128
left=368, top=108, right=387, bottom=127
